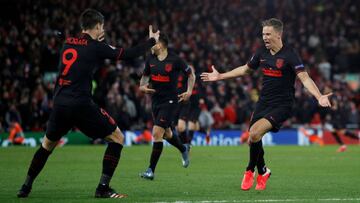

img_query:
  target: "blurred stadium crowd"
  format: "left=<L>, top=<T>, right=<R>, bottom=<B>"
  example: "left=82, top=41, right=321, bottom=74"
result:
left=0, top=0, right=359, bottom=133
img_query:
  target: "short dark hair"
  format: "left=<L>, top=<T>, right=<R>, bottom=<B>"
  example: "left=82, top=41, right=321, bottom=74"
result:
left=262, top=18, right=283, bottom=33
left=159, top=33, right=169, bottom=47
left=80, top=9, right=104, bottom=30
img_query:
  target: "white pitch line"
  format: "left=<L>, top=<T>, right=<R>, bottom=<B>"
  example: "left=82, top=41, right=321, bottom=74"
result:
left=150, top=198, right=360, bottom=203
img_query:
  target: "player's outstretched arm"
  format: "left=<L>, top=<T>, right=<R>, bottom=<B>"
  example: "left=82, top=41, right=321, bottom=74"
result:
left=139, top=75, right=155, bottom=94
left=200, top=64, right=251, bottom=82
left=297, top=71, right=332, bottom=107
left=97, top=25, right=159, bottom=60
left=119, top=25, right=160, bottom=60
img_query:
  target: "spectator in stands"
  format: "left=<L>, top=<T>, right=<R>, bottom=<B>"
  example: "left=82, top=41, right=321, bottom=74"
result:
left=5, top=104, right=22, bottom=127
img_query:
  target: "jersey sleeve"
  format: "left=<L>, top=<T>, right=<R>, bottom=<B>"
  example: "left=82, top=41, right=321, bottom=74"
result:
left=177, top=58, right=192, bottom=75
left=288, top=48, right=305, bottom=74
left=96, top=38, right=155, bottom=61
left=246, top=48, right=261, bottom=70
left=96, top=42, right=124, bottom=60
left=143, top=57, right=151, bottom=76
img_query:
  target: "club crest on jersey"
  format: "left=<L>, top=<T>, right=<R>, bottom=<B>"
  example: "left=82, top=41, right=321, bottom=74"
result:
left=276, top=58, right=284, bottom=69
left=165, top=64, right=173, bottom=72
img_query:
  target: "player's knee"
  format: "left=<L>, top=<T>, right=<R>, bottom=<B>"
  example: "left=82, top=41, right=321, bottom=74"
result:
left=153, top=126, right=165, bottom=141
left=106, top=128, right=124, bottom=144
left=152, top=129, right=163, bottom=141
left=153, top=132, right=163, bottom=141
left=42, top=136, right=58, bottom=151
left=249, top=130, right=262, bottom=142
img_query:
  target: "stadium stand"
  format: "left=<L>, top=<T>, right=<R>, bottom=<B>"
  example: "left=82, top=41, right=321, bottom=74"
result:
left=0, top=0, right=359, bottom=133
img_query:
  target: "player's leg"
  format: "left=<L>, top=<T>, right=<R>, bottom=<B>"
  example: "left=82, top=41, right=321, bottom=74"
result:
left=333, top=129, right=347, bottom=152
left=164, top=127, right=189, bottom=168
left=92, top=130, right=126, bottom=198
left=255, top=140, right=271, bottom=191
left=177, top=118, right=187, bottom=143
left=176, top=102, right=190, bottom=144
left=75, top=103, right=126, bottom=198
left=253, top=106, right=291, bottom=191
left=241, top=103, right=267, bottom=190
left=140, top=125, right=165, bottom=180
left=17, top=105, right=72, bottom=198
left=187, top=105, right=201, bottom=144
left=17, top=136, right=58, bottom=198
left=250, top=121, right=272, bottom=164
left=140, top=102, right=166, bottom=180
left=343, top=129, right=359, bottom=139
left=164, top=127, right=186, bottom=153
left=343, top=129, right=360, bottom=145
left=241, top=118, right=272, bottom=190
left=95, top=127, right=127, bottom=198
left=187, top=121, right=198, bottom=144
left=332, top=129, right=344, bottom=145
left=150, top=125, right=165, bottom=172
left=243, top=118, right=272, bottom=191
left=163, top=102, right=188, bottom=161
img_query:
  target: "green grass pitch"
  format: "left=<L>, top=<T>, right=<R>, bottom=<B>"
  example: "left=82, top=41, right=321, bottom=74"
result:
left=0, top=145, right=359, bottom=202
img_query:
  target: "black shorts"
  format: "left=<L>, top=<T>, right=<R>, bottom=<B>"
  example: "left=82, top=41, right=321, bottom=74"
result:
left=176, top=101, right=190, bottom=121
left=187, top=103, right=201, bottom=122
left=46, top=102, right=117, bottom=141
left=249, top=102, right=292, bottom=132
left=152, top=100, right=178, bottom=129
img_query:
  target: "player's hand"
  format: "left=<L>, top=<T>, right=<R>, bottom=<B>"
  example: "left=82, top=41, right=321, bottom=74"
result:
left=149, top=25, right=160, bottom=43
left=178, top=91, right=191, bottom=102
left=140, top=85, right=156, bottom=94
left=318, top=93, right=332, bottom=107
left=200, top=65, right=221, bottom=82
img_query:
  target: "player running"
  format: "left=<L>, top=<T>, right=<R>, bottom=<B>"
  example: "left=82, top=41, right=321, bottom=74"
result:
left=139, top=33, right=195, bottom=180
left=328, top=99, right=359, bottom=152
left=201, top=18, right=332, bottom=191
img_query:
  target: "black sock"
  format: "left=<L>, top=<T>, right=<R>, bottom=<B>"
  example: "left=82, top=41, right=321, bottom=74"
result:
left=166, top=135, right=186, bottom=153
left=149, top=142, right=163, bottom=172
left=331, top=132, right=343, bottom=145
left=256, top=141, right=266, bottom=175
left=344, top=131, right=358, bottom=139
left=178, top=131, right=187, bottom=144
left=187, top=130, right=194, bottom=144
left=246, top=141, right=262, bottom=172
left=25, top=146, right=52, bottom=187
left=99, top=142, right=123, bottom=186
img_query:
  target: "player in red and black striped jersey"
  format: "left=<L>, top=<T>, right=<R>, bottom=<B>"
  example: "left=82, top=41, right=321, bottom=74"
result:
left=139, top=33, right=195, bottom=180
left=201, top=18, right=332, bottom=191
left=17, top=9, right=159, bottom=199
left=175, top=69, right=204, bottom=145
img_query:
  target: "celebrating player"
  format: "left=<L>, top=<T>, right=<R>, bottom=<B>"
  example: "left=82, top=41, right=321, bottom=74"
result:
left=139, top=33, right=195, bottom=180
left=17, top=9, right=159, bottom=198
left=201, top=18, right=332, bottom=191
